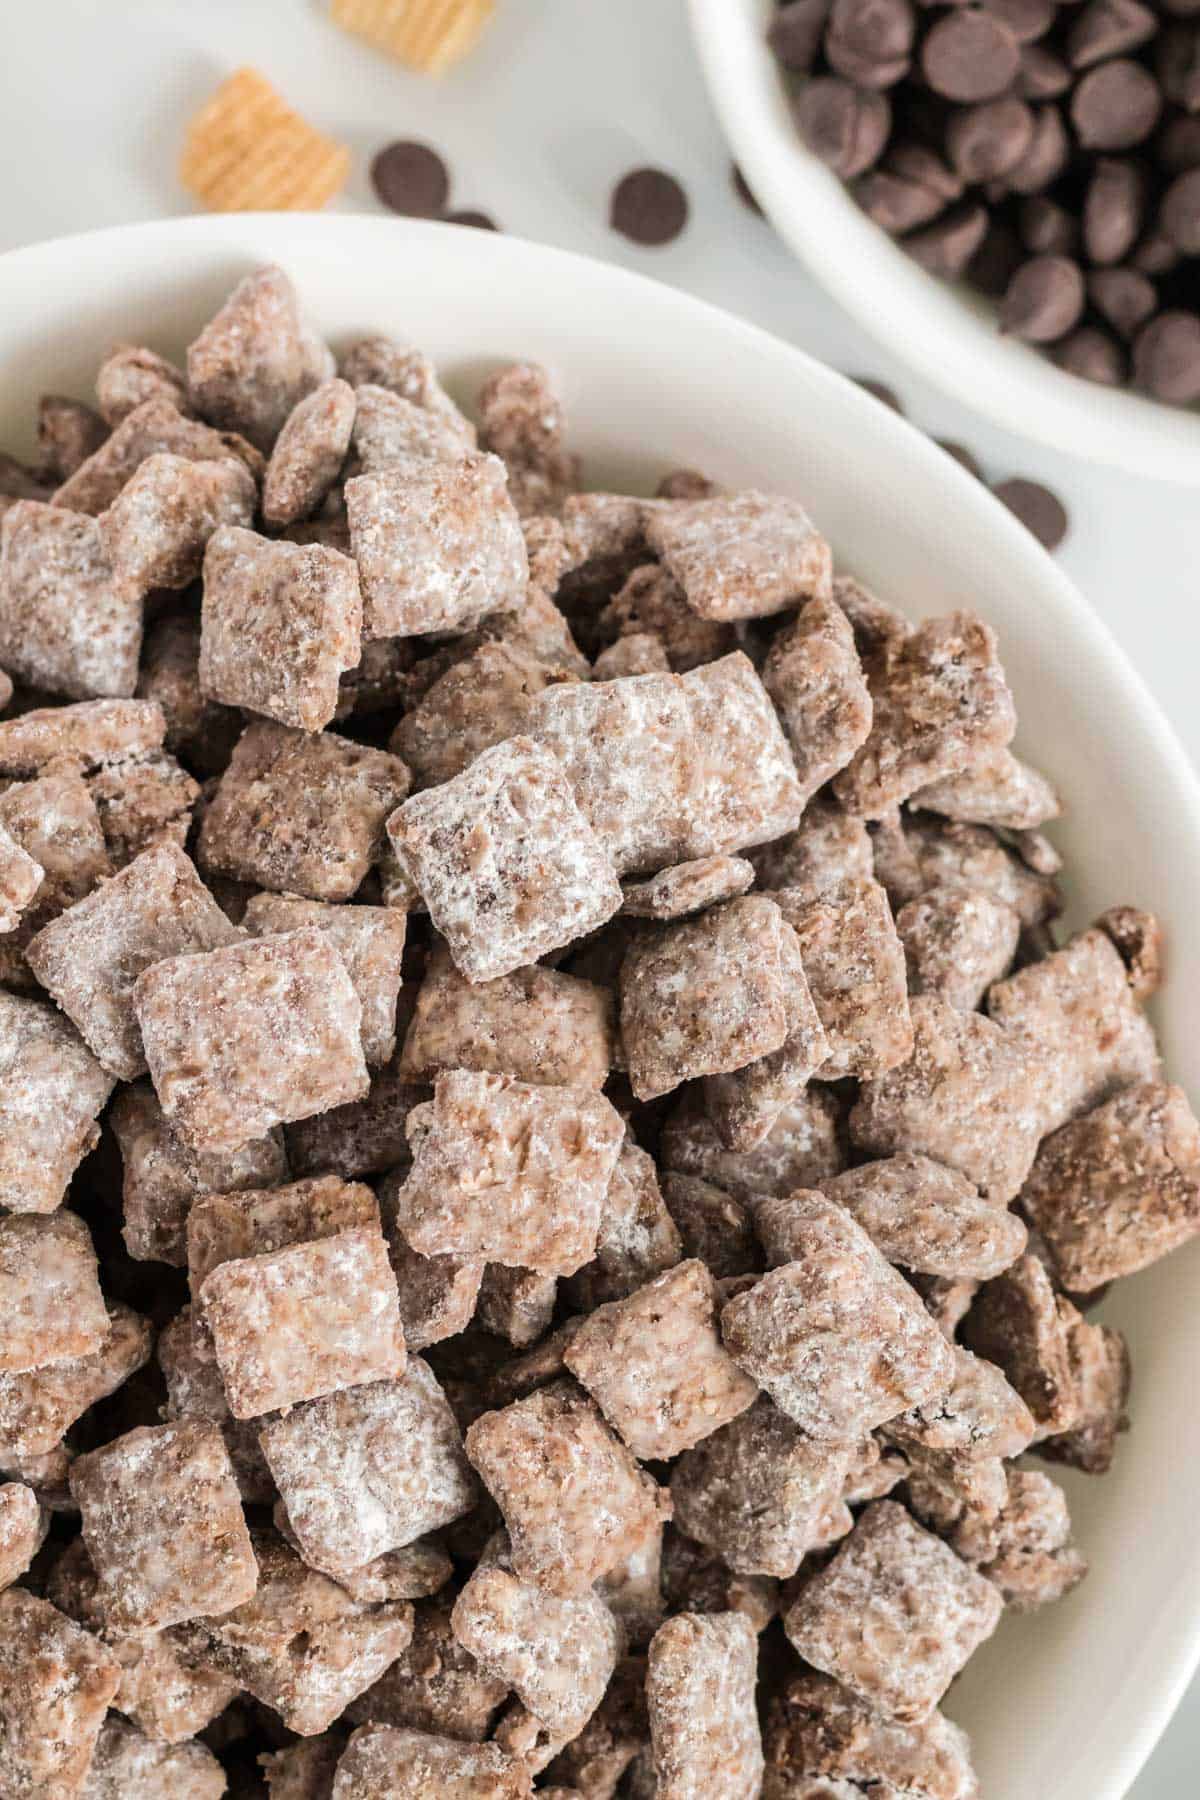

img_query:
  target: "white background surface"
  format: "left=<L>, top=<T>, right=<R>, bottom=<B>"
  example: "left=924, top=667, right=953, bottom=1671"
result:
left=1, top=3, right=1197, bottom=1791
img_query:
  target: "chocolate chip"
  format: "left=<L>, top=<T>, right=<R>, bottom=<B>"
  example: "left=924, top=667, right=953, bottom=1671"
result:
left=1133, top=309, right=1200, bottom=401
left=1083, top=159, right=1145, bottom=263
left=1157, top=24, right=1200, bottom=111
left=1018, top=44, right=1074, bottom=100
left=794, top=78, right=891, bottom=179
left=1020, top=194, right=1081, bottom=255
left=922, top=11, right=1022, bottom=102
left=1131, top=230, right=1181, bottom=274
left=947, top=98, right=1036, bottom=183
left=966, top=217, right=1026, bottom=293
left=889, top=143, right=964, bottom=203
left=768, top=0, right=832, bottom=70
left=938, top=439, right=985, bottom=478
left=906, top=201, right=990, bottom=276
left=1071, top=60, right=1162, bottom=150
left=994, top=477, right=1070, bottom=549
left=825, top=0, right=916, bottom=88
left=732, top=165, right=764, bottom=215
left=610, top=168, right=689, bottom=246
left=1158, top=114, right=1200, bottom=175
left=853, top=377, right=905, bottom=411
left=1160, top=167, right=1200, bottom=253
left=854, top=165, right=950, bottom=232
left=983, top=0, right=1058, bottom=44
left=1000, top=255, right=1087, bottom=341
left=1005, top=105, right=1070, bottom=194
left=1067, top=0, right=1159, bottom=70
left=445, top=209, right=498, bottom=231
left=370, top=141, right=451, bottom=218
left=1054, top=325, right=1128, bottom=384
left=1088, top=266, right=1158, bottom=336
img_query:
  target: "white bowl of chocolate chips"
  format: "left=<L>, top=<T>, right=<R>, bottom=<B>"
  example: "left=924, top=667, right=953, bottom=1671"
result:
left=0, top=213, right=1198, bottom=1799
left=691, top=0, right=1200, bottom=482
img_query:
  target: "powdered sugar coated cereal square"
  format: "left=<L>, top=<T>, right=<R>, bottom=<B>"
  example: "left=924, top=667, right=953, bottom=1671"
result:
left=0, top=993, right=115, bottom=1213
left=186, top=265, right=335, bottom=453
left=776, top=876, right=912, bottom=1081
left=645, top=489, right=832, bottom=622
left=762, top=593, right=873, bottom=801
left=647, top=1609, right=764, bottom=1800
left=0, top=501, right=143, bottom=700
left=0, top=1212, right=108, bottom=1377
left=331, top=1724, right=532, bottom=1799
left=0, top=1588, right=120, bottom=1797
left=243, top=893, right=406, bottom=1067
left=100, top=452, right=256, bottom=591
left=262, top=378, right=357, bottom=527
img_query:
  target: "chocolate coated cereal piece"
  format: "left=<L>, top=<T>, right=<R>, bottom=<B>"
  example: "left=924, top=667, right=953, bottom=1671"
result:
left=465, top=1381, right=670, bottom=1597
left=262, top=378, right=357, bottom=526
left=621, top=854, right=756, bottom=919
left=897, top=883, right=1021, bottom=1010
left=604, top=562, right=736, bottom=673
left=886, top=1345, right=1036, bottom=1477
left=722, top=1193, right=954, bottom=1437
left=762, top=593, right=873, bottom=802
left=451, top=1543, right=621, bottom=1743
left=136, top=928, right=369, bottom=1155
left=345, top=1597, right=509, bottom=1742
left=262, top=1736, right=347, bottom=1799
left=86, top=748, right=199, bottom=868
left=0, top=1588, right=120, bottom=1797
left=72, top=1418, right=257, bottom=1632
left=564, top=1143, right=682, bottom=1312
left=0, top=764, right=113, bottom=981
left=620, top=896, right=797, bottom=1101
left=900, top=812, right=1062, bottom=928
left=762, top=1669, right=980, bottom=1800
left=852, top=995, right=1044, bottom=1203
left=27, top=842, right=239, bottom=1080
left=198, top=720, right=410, bottom=903
left=81, top=1720, right=226, bottom=1797
left=199, top=526, right=363, bottom=732
left=660, top=1530, right=780, bottom=1635
left=1094, top=902, right=1163, bottom=999
left=187, top=1173, right=379, bottom=1300
left=647, top=1610, right=764, bottom=1800
left=260, top=1361, right=475, bottom=1577
left=243, top=894, right=406, bottom=1067
left=0, top=1481, right=43, bottom=1591
left=542, top=1654, right=650, bottom=1793
left=135, top=617, right=239, bottom=772
left=0, top=501, right=142, bottom=700
left=1021, top=1080, right=1200, bottom=1289
left=380, top=1192, right=484, bottom=1355
left=660, top=1171, right=763, bottom=1277
left=388, top=736, right=621, bottom=983
left=352, top=384, right=471, bottom=473
left=477, top=361, right=580, bottom=520
left=179, top=1531, right=414, bottom=1737
left=988, top=927, right=1160, bottom=1134
left=186, top=265, right=335, bottom=453
left=1037, top=1314, right=1130, bottom=1473
left=0, top=821, right=41, bottom=932
left=201, top=1223, right=404, bottom=1418
left=55, top=397, right=261, bottom=517
left=959, top=1253, right=1080, bottom=1436
left=158, top=1307, right=274, bottom=1503
left=0, top=1211, right=108, bottom=1375
left=953, top=1467, right=1087, bottom=1611
left=911, top=746, right=1060, bottom=830
left=475, top=1265, right=556, bottom=1348
left=96, top=346, right=190, bottom=426
left=565, top=1259, right=757, bottom=1459
left=835, top=612, right=1016, bottom=818
left=100, top=452, right=256, bottom=591
left=664, top=1084, right=845, bottom=1204
left=287, top=1060, right=427, bottom=1181
left=671, top=1396, right=853, bottom=1578
left=399, top=1069, right=624, bottom=1276
left=645, top=490, right=832, bottom=622
left=794, top=76, right=892, bottom=179
left=777, top=876, right=912, bottom=1079
left=393, top=640, right=577, bottom=791
left=331, top=1724, right=532, bottom=1799
left=785, top=1499, right=1002, bottom=1723
left=593, top=627, right=669, bottom=677
left=339, top=338, right=476, bottom=448
left=750, top=792, right=874, bottom=897
left=0, top=1302, right=151, bottom=1461
left=0, top=696, right=165, bottom=776
left=819, top=1154, right=1027, bottom=1278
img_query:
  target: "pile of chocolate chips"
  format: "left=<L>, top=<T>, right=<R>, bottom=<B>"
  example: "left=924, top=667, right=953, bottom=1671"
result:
left=769, top=0, right=1200, bottom=405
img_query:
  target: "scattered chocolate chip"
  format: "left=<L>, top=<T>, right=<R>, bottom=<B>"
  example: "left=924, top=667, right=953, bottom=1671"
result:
left=1133, top=310, right=1200, bottom=401
left=1083, top=159, right=1145, bottom=263
left=610, top=168, right=690, bottom=247
left=947, top=98, right=1036, bottom=184
left=922, top=10, right=1022, bottom=102
left=1018, top=44, right=1074, bottom=100
left=984, top=0, right=1059, bottom=45
left=938, top=439, right=985, bottom=478
left=826, top=0, right=916, bottom=89
left=1000, top=255, right=1086, bottom=342
left=1067, top=0, right=1159, bottom=70
left=1020, top=195, right=1081, bottom=256
left=1071, top=59, right=1162, bottom=150
left=853, top=376, right=905, bottom=411
left=1160, top=168, right=1200, bottom=254
left=370, top=141, right=451, bottom=218
left=906, top=201, right=990, bottom=276
left=1088, top=266, right=1158, bottom=337
left=445, top=209, right=498, bottom=231
left=732, top=164, right=764, bottom=215
left=768, top=0, right=833, bottom=70
left=1054, top=325, right=1128, bottom=385
left=794, top=77, right=892, bottom=179
left=994, top=477, right=1070, bottom=549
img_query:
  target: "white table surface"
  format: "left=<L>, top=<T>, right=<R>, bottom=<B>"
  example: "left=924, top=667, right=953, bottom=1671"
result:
left=2, top=2, right=1197, bottom=1790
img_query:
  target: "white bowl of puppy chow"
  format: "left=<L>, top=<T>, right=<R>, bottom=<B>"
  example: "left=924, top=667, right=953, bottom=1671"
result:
left=0, top=213, right=1198, bottom=1800
left=690, top=0, right=1200, bottom=483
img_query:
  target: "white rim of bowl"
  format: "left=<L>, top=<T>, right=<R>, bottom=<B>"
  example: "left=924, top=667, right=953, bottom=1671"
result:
left=0, top=212, right=1198, bottom=1791
left=689, top=0, right=1200, bottom=484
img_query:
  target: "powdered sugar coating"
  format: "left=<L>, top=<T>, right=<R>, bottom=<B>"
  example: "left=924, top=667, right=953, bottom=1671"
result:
left=389, top=736, right=621, bottom=984
left=0, top=1588, right=120, bottom=1797
left=821, top=1155, right=1027, bottom=1278
left=478, top=361, right=580, bottom=520
left=0, top=992, right=113, bottom=1211
left=895, top=814, right=1062, bottom=929
left=897, top=883, right=1021, bottom=1011
left=96, top=345, right=190, bottom=427
left=100, top=452, right=256, bottom=592
left=621, top=854, right=755, bottom=920
left=259, top=1360, right=475, bottom=1576
left=465, top=1381, right=670, bottom=1597
left=244, top=894, right=406, bottom=1068
left=393, top=640, right=578, bottom=791
left=0, top=501, right=143, bottom=700
left=399, top=1069, right=624, bottom=1277
left=0, top=1303, right=151, bottom=1461
left=852, top=995, right=1045, bottom=1203
left=722, top=1194, right=954, bottom=1438
left=663, top=1085, right=845, bottom=1204
left=0, top=697, right=165, bottom=777
left=55, top=396, right=261, bottom=517
left=347, top=453, right=527, bottom=640
left=532, top=653, right=803, bottom=876
left=763, top=1670, right=979, bottom=1800
left=0, top=1212, right=108, bottom=1376
left=199, top=720, right=410, bottom=902
left=952, top=1468, right=1087, bottom=1612
left=71, top=1418, right=257, bottom=1633
left=646, top=490, right=832, bottom=622
left=186, top=265, right=335, bottom=453
left=80, top=1721, right=226, bottom=1798
left=784, top=1500, right=1002, bottom=1723
left=187, top=1173, right=378, bottom=1298
left=200, top=1224, right=405, bottom=1419
left=911, top=746, right=1061, bottom=830
left=332, top=1724, right=532, bottom=1799
left=763, top=594, right=873, bottom=803
left=620, top=897, right=796, bottom=1101
left=835, top=612, right=1017, bottom=818
left=0, top=822, right=41, bottom=932
left=136, top=927, right=369, bottom=1154
left=565, top=1140, right=683, bottom=1310
left=263, top=378, right=357, bottom=526
left=157, top=1308, right=274, bottom=1504
left=671, top=1396, right=853, bottom=1579
left=401, top=944, right=614, bottom=1089
left=339, top=338, right=476, bottom=449
left=0, top=1482, right=43, bottom=1592
left=352, top=384, right=470, bottom=473
left=647, top=1609, right=764, bottom=1800
left=780, top=878, right=912, bottom=1083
